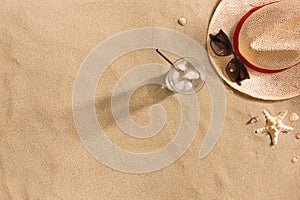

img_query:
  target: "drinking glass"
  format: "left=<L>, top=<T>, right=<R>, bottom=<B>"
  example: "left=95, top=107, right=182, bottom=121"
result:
left=156, top=49, right=206, bottom=95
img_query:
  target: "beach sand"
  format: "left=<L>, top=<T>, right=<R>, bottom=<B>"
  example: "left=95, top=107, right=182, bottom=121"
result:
left=0, top=0, right=299, bottom=199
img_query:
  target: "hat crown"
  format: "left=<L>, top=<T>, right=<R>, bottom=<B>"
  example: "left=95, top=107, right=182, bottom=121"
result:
left=238, top=0, right=300, bottom=70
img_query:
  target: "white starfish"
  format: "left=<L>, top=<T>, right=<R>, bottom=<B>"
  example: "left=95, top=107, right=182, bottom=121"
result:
left=255, top=110, right=293, bottom=145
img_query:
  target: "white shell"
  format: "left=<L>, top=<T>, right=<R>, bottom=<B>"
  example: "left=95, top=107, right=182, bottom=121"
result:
left=291, top=157, right=298, bottom=163
left=289, top=112, right=299, bottom=122
left=295, top=132, right=300, bottom=140
left=178, top=17, right=187, bottom=26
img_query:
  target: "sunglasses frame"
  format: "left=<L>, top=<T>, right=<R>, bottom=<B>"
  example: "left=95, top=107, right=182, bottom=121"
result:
left=209, top=29, right=250, bottom=85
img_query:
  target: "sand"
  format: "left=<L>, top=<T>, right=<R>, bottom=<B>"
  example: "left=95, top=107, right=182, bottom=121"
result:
left=0, top=0, right=299, bottom=199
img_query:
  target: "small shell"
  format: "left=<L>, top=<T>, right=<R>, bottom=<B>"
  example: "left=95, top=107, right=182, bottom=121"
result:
left=291, top=157, right=298, bottom=163
left=295, top=132, right=300, bottom=140
left=289, top=112, right=299, bottom=122
left=178, top=17, right=187, bottom=26
left=246, top=116, right=259, bottom=125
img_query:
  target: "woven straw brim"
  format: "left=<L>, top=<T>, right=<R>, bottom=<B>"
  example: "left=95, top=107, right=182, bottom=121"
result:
left=207, top=0, right=300, bottom=100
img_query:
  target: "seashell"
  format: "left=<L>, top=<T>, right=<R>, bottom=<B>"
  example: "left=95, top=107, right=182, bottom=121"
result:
left=289, top=112, right=299, bottom=122
left=178, top=17, right=187, bottom=26
left=246, top=116, right=259, bottom=125
left=291, top=157, right=298, bottom=163
left=295, top=132, right=300, bottom=140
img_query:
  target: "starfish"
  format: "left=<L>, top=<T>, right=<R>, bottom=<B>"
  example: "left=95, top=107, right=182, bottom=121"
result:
left=255, top=110, right=293, bottom=145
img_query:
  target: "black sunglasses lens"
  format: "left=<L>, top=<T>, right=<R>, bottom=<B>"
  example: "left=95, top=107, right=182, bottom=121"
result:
left=226, top=58, right=250, bottom=85
left=226, top=59, right=240, bottom=83
left=210, top=40, right=232, bottom=56
left=210, top=30, right=233, bottom=56
left=238, top=62, right=250, bottom=80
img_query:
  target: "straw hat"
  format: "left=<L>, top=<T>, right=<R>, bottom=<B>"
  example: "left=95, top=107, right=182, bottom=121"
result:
left=207, top=0, right=300, bottom=100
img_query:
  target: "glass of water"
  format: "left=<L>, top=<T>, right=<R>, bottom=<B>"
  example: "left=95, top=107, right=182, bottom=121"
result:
left=156, top=49, right=206, bottom=95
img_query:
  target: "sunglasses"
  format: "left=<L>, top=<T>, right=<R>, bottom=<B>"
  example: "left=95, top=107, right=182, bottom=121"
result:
left=209, top=29, right=250, bottom=86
